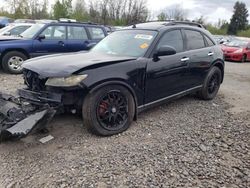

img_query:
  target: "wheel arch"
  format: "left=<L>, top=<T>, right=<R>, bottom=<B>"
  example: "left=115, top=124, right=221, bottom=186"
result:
left=87, top=80, right=139, bottom=121
left=212, top=60, right=224, bottom=83
left=1, top=48, right=30, bottom=61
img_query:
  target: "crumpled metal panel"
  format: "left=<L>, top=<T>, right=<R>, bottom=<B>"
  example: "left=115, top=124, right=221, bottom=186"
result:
left=0, top=92, right=57, bottom=142
left=0, top=110, right=48, bottom=141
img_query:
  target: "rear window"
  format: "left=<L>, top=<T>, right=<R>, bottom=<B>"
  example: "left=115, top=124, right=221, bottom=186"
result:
left=87, top=27, right=105, bottom=40
left=185, top=30, right=206, bottom=50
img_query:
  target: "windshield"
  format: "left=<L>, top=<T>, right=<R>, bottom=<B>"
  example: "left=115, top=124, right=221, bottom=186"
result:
left=91, top=30, right=157, bottom=57
left=21, top=24, right=44, bottom=38
left=225, top=40, right=248, bottom=48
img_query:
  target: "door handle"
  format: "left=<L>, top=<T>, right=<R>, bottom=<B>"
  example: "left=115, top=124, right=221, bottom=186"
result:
left=58, top=41, right=65, bottom=47
left=181, top=57, right=190, bottom=62
left=208, top=52, right=214, bottom=56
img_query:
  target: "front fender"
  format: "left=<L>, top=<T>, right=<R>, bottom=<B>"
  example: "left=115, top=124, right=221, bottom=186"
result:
left=87, top=80, right=139, bottom=121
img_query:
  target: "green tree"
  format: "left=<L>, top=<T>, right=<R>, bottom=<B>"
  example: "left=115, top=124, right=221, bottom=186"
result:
left=228, top=1, right=249, bottom=35
left=157, top=12, right=167, bottom=21
left=71, top=0, right=88, bottom=21
left=53, top=0, right=72, bottom=19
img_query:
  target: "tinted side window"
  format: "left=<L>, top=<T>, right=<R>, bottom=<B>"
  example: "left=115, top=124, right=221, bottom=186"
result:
left=41, top=26, right=66, bottom=40
left=87, top=27, right=105, bottom=40
left=204, top=35, right=215, bottom=47
left=68, top=26, right=88, bottom=40
left=157, top=30, right=184, bottom=53
left=185, top=30, right=205, bottom=50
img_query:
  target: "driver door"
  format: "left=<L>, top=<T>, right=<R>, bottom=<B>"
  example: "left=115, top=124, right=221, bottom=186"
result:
left=32, top=25, right=67, bottom=57
left=145, top=29, right=191, bottom=104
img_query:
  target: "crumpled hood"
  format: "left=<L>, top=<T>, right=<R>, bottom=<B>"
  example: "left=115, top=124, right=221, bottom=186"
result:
left=22, top=51, right=136, bottom=78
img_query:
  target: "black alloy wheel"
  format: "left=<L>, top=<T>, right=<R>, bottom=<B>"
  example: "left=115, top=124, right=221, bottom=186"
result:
left=197, top=66, right=222, bottom=100
left=82, top=85, right=135, bottom=136
left=96, top=90, right=128, bottom=131
left=207, top=73, right=220, bottom=95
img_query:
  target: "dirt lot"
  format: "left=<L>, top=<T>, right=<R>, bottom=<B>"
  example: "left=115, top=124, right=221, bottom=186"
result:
left=0, top=62, right=249, bottom=188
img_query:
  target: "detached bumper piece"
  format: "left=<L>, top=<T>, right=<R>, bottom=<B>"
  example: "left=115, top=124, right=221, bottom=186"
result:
left=0, top=91, right=58, bottom=142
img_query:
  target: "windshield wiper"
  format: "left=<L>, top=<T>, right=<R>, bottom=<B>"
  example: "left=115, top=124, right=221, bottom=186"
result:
left=18, top=34, right=23, bottom=38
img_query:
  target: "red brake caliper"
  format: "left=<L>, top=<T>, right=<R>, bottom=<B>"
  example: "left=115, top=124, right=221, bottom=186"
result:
left=99, top=101, right=108, bottom=116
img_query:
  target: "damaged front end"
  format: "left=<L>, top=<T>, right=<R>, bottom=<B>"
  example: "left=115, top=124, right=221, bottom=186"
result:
left=0, top=90, right=61, bottom=142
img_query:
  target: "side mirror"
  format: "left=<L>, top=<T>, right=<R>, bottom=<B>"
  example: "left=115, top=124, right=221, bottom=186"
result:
left=153, top=46, right=177, bottom=61
left=86, top=43, right=96, bottom=50
left=37, top=34, right=45, bottom=41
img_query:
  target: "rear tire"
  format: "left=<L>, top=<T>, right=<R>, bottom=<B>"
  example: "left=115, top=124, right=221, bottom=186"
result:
left=197, top=66, right=222, bottom=100
left=82, top=85, right=135, bottom=136
left=2, top=51, right=27, bottom=74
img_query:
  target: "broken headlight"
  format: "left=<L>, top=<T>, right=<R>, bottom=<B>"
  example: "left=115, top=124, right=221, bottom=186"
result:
left=45, top=74, right=88, bottom=87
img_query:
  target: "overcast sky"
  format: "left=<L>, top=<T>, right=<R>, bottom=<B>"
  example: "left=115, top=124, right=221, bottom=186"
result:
left=0, top=0, right=249, bottom=24
left=148, top=0, right=250, bottom=23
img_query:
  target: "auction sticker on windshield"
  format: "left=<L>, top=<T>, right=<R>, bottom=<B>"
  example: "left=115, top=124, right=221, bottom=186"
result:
left=140, top=43, right=149, bottom=49
left=135, top=34, right=153, bottom=40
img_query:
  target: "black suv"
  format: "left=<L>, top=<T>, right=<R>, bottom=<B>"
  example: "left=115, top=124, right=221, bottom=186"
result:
left=21, top=21, right=224, bottom=136
left=0, top=20, right=107, bottom=74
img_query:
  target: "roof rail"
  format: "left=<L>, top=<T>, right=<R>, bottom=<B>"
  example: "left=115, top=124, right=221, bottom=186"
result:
left=58, top=18, right=99, bottom=25
left=164, top=21, right=205, bottom=28
left=59, top=18, right=77, bottom=22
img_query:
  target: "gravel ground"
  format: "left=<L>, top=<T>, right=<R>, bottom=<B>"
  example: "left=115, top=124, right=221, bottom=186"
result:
left=0, top=62, right=249, bottom=188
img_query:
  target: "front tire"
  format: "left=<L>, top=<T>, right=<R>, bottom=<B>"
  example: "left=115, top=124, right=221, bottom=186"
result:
left=82, top=85, right=135, bottom=136
left=198, top=66, right=222, bottom=100
left=2, top=51, right=27, bottom=74
left=241, top=54, right=247, bottom=63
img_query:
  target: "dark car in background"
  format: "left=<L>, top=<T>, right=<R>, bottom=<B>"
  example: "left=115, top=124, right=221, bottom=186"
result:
left=21, top=21, right=224, bottom=136
left=0, top=17, right=14, bottom=28
left=0, top=21, right=107, bottom=73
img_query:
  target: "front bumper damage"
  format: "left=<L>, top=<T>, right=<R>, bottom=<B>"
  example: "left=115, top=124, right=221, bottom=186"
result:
left=0, top=89, right=61, bottom=142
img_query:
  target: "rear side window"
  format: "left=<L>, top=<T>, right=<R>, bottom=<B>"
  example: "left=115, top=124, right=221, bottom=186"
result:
left=87, top=27, right=105, bottom=40
left=157, top=30, right=184, bottom=53
left=68, top=26, right=88, bottom=40
left=204, top=35, right=215, bottom=47
left=185, top=30, right=206, bottom=50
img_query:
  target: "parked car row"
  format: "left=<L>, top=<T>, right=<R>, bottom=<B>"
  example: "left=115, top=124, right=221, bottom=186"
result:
left=220, top=39, right=250, bottom=62
left=212, top=35, right=250, bottom=62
